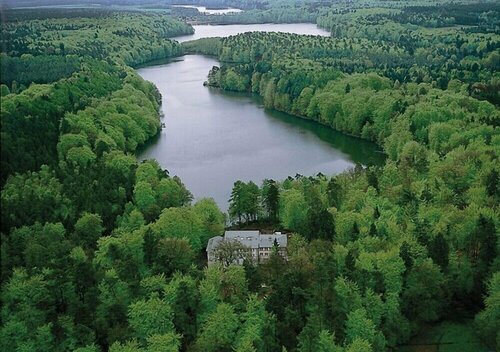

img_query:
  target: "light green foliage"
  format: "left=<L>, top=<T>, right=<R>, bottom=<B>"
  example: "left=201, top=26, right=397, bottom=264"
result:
left=222, top=68, right=248, bottom=91
left=193, top=198, right=226, bottom=244
left=199, top=265, right=249, bottom=318
left=234, top=295, right=269, bottom=352
left=74, top=344, right=100, bottom=352
left=152, top=207, right=204, bottom=251
left=1, top=165, right=74, bottom=230
left=128, top=295, right=175, bottom=343
left=109, top=340, right=144, bottom=352
left=117, top=207, right=146, bottom=233
left=58, top=133, right=91, bottom=160
left=345, top=309, right=378, bottom=348
left=134, top=181, right=157, bottom=215
left=1, top=268, right=51, bottom=329
left=94, top=231, right=145, bottom=279
left=146, top=333, right=181, bottom=352
left=163, top=274, right=199, bottom=343
left=316, top=330, right=342, bottom=352
left=279, top=189, right=308, bottom=233
left=133, top=161, right=192, bottom=221
left=74, top=212, right=104, bottom=248
left=195, top=303, right=240, bottom=352
left=346, top=338, right=372, bottom=352
left=182, top=38, right=222, bottom=56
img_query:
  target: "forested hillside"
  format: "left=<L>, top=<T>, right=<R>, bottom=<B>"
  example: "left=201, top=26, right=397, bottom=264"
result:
left=1, top=11, right=192, bottom=66
left=0, top=11, right=192, bottom=184
left=1, top=3, right=499, bottom=352
left=1, top=11, right=223, bottom=351
left=188, top=3, right=499, bottom=350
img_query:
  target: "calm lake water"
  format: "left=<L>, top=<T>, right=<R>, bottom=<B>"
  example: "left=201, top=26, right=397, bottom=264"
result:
left=172, top=5, right=243, bottom=15
left=137, top=24, right=384, bottom=210
left=173, top=23, right=330, bottom=42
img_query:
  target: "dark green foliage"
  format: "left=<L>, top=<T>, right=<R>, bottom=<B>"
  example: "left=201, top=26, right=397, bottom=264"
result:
left=308, top=208, right=335, bottom=241
left=366, top=167, right=379, bottom=191
left=74, top=213, right=104, bottom=250
left=429, top=233, right=450, bottom=271
left=399, top=241, right=414, bottom=272
left=229, top=180, right=261, bottom=225
left=326, top=176, right=341, bottom=208
left=345, top=249, right=357, bottom=273
left=471, top=215, right=497, bottom=271
left=485, top=169, right=499, bottom=198
left=351, top=222, right=360, bottom=242
left=0, top=59, right=123, bottom=185
left=262, top=179, right=280, bottom=221
left=475, top=272, right=500, bottom=350
left=0, top=54, right=81, bottom=87
left=143, top=228, right=157, bottom=267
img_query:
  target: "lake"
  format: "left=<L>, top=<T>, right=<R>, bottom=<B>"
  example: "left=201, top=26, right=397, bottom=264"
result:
left=137, top=24, right=384, bottom=211
left=172, top=5, right=243, bottom=15
left=173, top=23, right=331, bottom=42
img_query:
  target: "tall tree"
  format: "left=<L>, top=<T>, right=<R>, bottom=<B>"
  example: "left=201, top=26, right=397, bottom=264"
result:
left=428, top=233, right=450, bottom=271
left=262, top=179, right=280, bottom=221
left=229, top=181, right=245, bottom=225
left=326, top=177, right=341, bottom=208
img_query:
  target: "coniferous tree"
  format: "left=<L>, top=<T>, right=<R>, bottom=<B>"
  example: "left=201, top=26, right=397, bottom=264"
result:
left=326, top=177, right=341, bottom=208
left=429, top=233, right=450, bottom=271
left=143, top=227, right=157, bottom=267
left=229, top=180, right=245, bottom=225
left=369, top=223, right=377, bottom=237
left=366, top=168, right=379, bottom=192
left=485, top=170, right=499, bottom=198
left=399, top=241, right=413, bottom=272
left=262, top=179, right=280, bottom=221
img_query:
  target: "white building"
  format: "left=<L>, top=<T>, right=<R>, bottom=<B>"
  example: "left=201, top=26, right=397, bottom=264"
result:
left=207, top=230, right=287, bottom=265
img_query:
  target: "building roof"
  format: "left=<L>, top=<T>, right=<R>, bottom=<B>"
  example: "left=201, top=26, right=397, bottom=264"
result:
left=225, top=230, right=260, bottom=249
left=223, top=230, right=287, bottom=249
left=206, top=235, right=223, bottom=253
left=260, top=233, right=287, bottom=248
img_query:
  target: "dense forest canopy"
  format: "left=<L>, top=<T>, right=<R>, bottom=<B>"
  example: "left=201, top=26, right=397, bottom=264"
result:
left=0, top=12, right=192, bottom=184
left=0, top=1, right=499, bottom=352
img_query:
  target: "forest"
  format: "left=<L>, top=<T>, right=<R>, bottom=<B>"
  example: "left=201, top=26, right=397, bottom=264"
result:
left=1, top=2, right=499, bottom=352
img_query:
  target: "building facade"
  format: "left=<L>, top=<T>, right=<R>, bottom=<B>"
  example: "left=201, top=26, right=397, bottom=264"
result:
left=207, top=230, right=287, bottom=266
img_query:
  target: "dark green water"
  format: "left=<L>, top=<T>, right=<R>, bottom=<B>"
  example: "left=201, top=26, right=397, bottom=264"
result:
left=137, top=25, right=385, bottom=210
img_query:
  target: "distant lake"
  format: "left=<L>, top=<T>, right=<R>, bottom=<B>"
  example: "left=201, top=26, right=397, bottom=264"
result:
left=172, top=5, right=243, bottom=15
left=173, top=23, right=330, bottom=42
left=137, top=24, right=384, bottom=211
